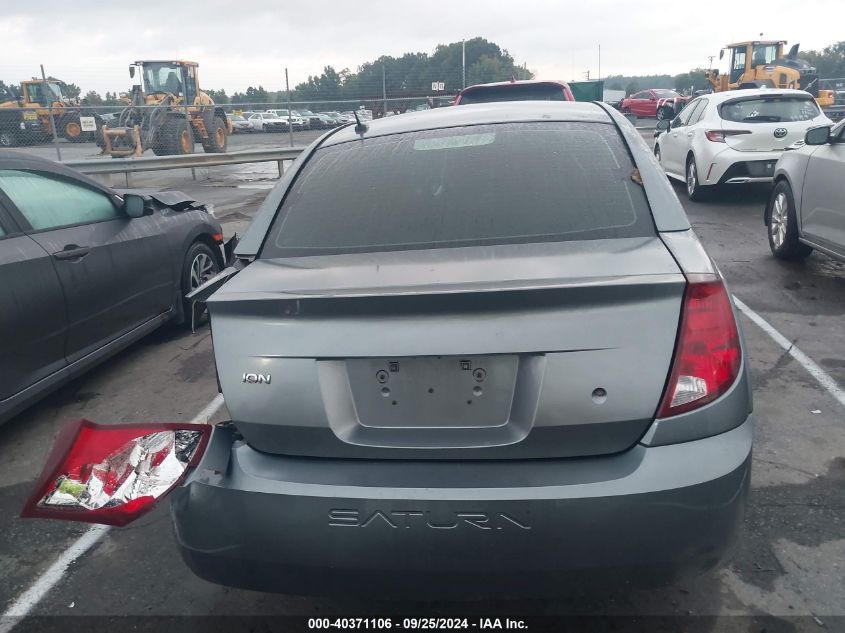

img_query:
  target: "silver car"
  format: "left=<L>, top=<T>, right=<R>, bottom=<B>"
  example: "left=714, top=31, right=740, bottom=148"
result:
left=766, top=119, right=845, bottom=261
left=247, top=112, right=287, bottom=133
left=227, top=114, right=253, bottom=133
left=24, top=103, right=752, bottom=597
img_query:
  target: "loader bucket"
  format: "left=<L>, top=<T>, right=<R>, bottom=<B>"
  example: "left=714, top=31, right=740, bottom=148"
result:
left=101, top=124, right=143, bottom=158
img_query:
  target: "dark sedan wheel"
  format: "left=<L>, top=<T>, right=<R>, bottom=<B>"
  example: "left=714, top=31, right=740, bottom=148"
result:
left=767, top=180, right=812, bottom=260
left=181, top=242, right=220, bottom=323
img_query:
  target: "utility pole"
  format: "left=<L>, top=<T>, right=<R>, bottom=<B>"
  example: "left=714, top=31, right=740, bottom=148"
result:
left=382, top=62, right=387, bottom=118
left=707, top=55, right=715, bottom=70
left=462, top=40, right=466, bottom=89
left=598, top=44, right=601, bottom=82
left=41, top=64, right=61, bottom=161
left=285, top=67, right=293, bottom=148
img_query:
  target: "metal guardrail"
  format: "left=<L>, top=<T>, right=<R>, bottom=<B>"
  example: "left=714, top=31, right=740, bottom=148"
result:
left=63, top=147, right=306, bottom=176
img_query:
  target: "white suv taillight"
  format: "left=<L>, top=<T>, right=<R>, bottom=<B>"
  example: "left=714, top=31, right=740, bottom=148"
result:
left=657, top=274, right=742, bottom=418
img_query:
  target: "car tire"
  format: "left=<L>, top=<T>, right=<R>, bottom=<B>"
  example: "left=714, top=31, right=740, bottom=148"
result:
left=767, top=180, right=812, bottom=260
left=261, top=123, right=267, bottom=133
left=685, top=155, right=709, bottom=201
left=181, top=241, right=221, bottom=324
left=201, top=116, right=227, bottom=153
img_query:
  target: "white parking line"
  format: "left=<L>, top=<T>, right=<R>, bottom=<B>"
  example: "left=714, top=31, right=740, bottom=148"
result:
left=734, top=296, right=845, bottom=409
left=0, top=524, right=109, bottom=628
left=191, top=393, right=226, bottom=425
left=0, top=394, right=226, bottom=631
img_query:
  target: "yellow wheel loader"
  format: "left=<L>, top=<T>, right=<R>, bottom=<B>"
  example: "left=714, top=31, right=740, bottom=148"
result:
left=0, top=79, right=95, bottom=147
left=100, top=61, right=232, bottom=157
left=705, top=41, right=840, bottom=118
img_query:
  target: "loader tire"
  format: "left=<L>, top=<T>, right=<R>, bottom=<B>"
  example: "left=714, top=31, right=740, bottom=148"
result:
left=153, top=117, right=193, bottom=156
left=201, top=116, right=227, bottom=153
left=63, top=119, right=86, bottom=142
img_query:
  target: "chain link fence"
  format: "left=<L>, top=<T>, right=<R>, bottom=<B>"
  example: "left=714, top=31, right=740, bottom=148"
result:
left=0, top=94, right=458, bottom=160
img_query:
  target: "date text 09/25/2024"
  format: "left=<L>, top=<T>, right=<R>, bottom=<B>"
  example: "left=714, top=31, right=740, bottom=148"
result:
left=308, top=618, right=528, bottom=630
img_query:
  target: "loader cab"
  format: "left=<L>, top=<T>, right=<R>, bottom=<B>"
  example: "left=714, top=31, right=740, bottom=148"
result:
left=22, top=81, right=65, bottom=107
left=132, top=61, right=200, bottom=105
left=751, top=42, right=781, bottom=67
left=728, top=46, right=747, bottom=84
left=724, top=41, right=785, bottom=85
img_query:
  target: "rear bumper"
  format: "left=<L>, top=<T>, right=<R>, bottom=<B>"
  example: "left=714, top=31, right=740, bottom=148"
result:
left=703, top=148, right=782, bottom=185
left=171, top=416, right=752, bottom=597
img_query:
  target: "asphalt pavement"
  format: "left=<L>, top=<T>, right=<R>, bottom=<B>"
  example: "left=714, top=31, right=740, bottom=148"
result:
left=1, top=123, right=843, bottom=632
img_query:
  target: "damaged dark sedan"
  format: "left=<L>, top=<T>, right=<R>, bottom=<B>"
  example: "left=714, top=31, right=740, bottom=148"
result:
left=0, top=150, right=234, bottom=424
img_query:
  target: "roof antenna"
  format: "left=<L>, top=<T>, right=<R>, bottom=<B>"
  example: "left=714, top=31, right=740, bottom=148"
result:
left=353, top=110, right=368, bottom=136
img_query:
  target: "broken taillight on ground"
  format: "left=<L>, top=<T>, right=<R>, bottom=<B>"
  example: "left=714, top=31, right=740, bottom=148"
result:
left=21, top=420, right=210, bottom=526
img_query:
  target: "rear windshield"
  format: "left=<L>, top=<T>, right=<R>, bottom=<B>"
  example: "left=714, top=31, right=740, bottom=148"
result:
left=261, top=122, right=654, bottom=259
left=653, top=90, right=680, bottom=98
left=719, top=96, right=820, bottom=123
left=458, top=84, right=567, bottom=105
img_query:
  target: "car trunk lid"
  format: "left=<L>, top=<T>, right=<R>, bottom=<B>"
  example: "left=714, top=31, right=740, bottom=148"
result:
left=208, top=237, right=685, bottom=459
left=719, top=94, right=827, bottom=151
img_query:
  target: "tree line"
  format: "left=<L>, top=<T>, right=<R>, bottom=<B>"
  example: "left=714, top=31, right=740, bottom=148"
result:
left=204, top=38, right=531, bottom=104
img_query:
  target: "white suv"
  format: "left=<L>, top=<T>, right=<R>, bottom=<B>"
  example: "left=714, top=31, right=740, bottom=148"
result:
left=654, top=89, right=831, bottom=200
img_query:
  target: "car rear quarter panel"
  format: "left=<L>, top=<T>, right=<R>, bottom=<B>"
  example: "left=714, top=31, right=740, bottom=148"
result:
left=131, top=204, right=224, bottom=319
left=771, top=150, right=812, bottom=227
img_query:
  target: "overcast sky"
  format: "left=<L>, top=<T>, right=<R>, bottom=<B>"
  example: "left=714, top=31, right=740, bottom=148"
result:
left=1, top=0, right=842, bottom=95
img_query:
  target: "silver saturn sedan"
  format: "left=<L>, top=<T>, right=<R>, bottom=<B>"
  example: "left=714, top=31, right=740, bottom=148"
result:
left=766, top=119, right=845, bottom=262
left=24, top=102, right=753, bottom=598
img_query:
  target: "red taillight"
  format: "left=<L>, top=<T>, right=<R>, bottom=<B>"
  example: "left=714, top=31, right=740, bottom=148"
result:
left=21, top=420, right=210, bottom=526
left=705, top=129, right=751, bottom=143
left=657, top=274, right=742, bottom=418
